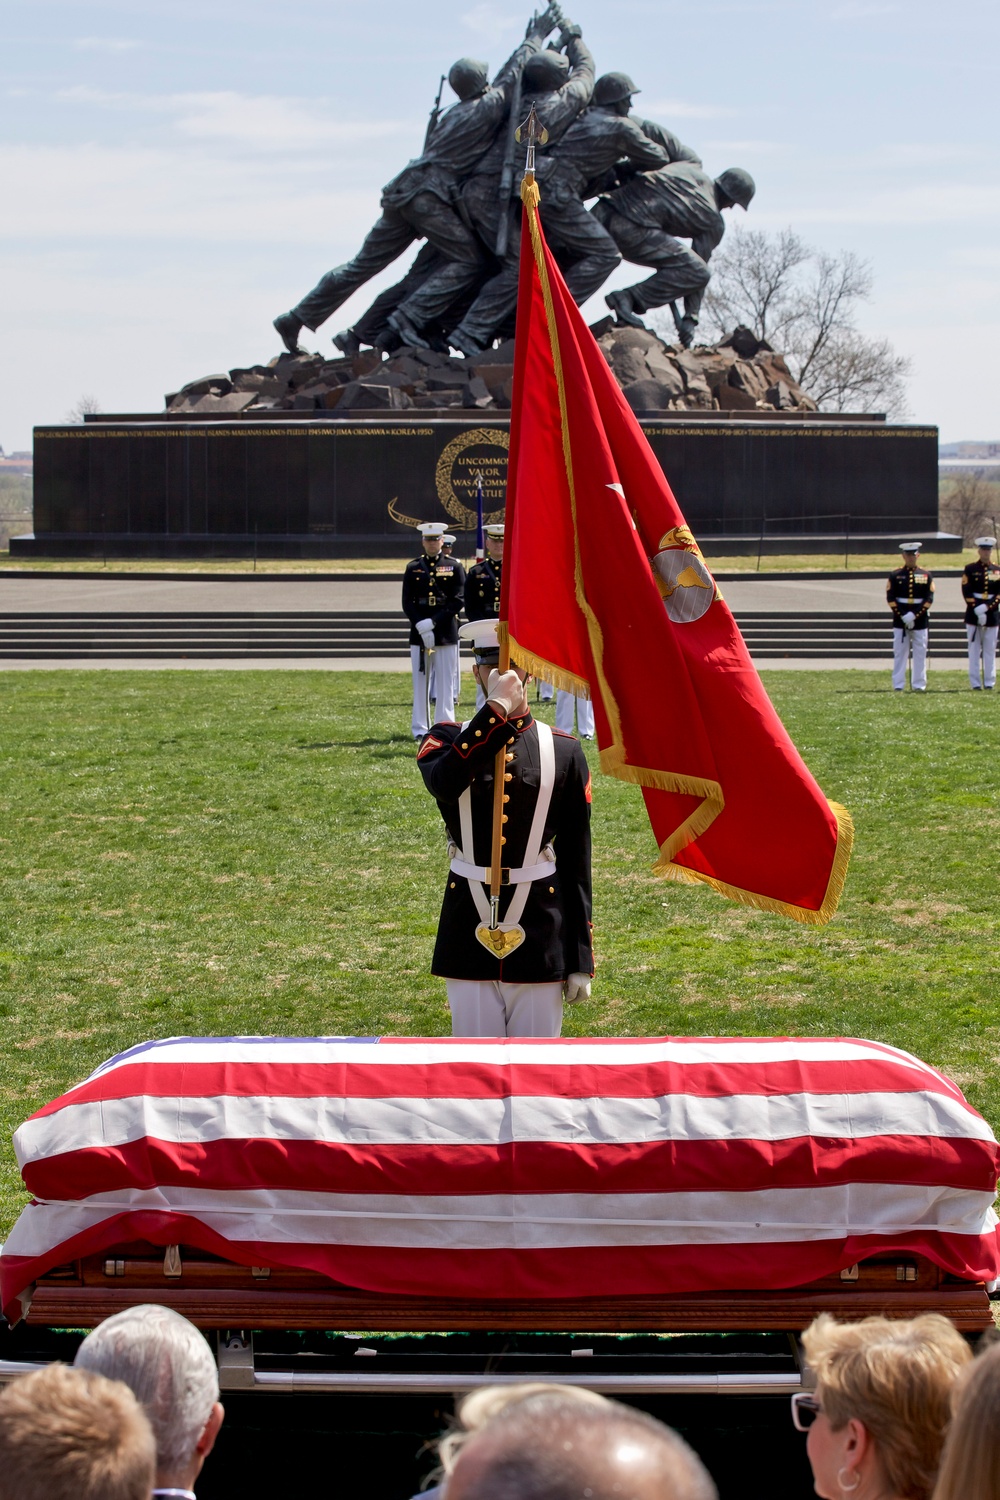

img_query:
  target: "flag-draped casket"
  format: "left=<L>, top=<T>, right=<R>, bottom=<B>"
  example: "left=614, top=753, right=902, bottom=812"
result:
left=2, top=1034, right=999, bottom=1322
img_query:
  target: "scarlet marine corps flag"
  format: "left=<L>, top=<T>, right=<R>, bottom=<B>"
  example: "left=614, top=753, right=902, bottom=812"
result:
left=500, top=177, right=853, bottom=923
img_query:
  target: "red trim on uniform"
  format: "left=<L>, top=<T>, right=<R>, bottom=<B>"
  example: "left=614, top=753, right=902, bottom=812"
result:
left=585, top=772, right=592, bottom=803
left=417, top=736, right=444, bottom=760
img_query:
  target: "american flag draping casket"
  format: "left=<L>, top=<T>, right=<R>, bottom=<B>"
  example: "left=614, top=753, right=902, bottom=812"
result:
left=2, top=1034, right=999, bottom=1321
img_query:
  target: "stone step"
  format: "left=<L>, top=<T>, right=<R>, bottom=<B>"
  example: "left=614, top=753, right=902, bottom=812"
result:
left=0, top=611, right=974, bottom=659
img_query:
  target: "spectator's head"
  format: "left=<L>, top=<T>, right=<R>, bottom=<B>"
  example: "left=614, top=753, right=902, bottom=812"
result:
left=75, top=1304, right=223, bottom=1491
left=0, top=1363, right=155, bottom=1500
left=932, top=1340, right=1000, bottom=1500
left=443, top=1387, right=716, bottom=1500
left=438, top=1382, right=609, bottom=1478
left=800, top=1313, right=970, bottom=1500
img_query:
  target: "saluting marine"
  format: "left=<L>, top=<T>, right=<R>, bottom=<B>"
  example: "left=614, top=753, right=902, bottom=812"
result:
left=887, top=541, right=934, bottom=692
left=417, top=619, right=594, bottom=1037
left=402, top=522, right=466, bottom=738
left=961, top=535, right=1000, bottom=690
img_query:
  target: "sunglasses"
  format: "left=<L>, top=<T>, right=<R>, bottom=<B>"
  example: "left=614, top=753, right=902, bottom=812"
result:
left=790, top=1392, right=823, bottom=1432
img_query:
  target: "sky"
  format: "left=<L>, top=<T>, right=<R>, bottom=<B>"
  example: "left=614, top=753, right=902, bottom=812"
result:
left=2, top=0, right=998, bottom=451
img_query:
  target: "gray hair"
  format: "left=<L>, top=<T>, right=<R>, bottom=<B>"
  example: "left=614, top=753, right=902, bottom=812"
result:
left=447, top=1392, right=717, bottom=1500
left=74, top=1305, right=219, bottom=1475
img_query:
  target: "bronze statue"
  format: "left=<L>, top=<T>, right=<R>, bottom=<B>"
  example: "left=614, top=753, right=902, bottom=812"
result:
left=269, top=16, right=757, bottom=358
left=272, top=9, right=560, bottom=355
left=598, top=164, right=755, bottom=346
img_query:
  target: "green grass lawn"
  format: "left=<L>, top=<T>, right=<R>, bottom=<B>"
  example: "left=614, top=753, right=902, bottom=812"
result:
left=0, top=668, right=997, bottom=1233
left=0, top=551, right=967, bottom=575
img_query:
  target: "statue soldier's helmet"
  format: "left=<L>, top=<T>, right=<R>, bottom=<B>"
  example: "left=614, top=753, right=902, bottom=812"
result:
left=448, top=58, right=489, bottom=100
left=523, top=48, right=572, bottom=90
left=593, top=72, right=640, bottom=106
left=715, top=168, right=756, bottom=210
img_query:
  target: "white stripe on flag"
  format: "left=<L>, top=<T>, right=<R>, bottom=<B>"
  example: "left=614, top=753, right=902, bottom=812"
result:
left=15, top=1088, right=994, bottom=1166
left=7, top=1183, right=997, bottom=1261
left=69, top=1036, right=943, bottom=1084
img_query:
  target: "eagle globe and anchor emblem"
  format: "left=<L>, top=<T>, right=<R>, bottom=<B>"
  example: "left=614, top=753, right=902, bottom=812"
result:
left=651, top=524, right=720, bottom=623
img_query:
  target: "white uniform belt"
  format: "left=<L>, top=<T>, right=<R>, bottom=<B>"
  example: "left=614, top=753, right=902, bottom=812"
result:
left=450, top=855, right=555, bottom=885
left=894, top=597, right=923, bottom=604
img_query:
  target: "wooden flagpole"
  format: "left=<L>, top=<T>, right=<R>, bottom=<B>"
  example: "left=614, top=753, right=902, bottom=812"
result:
left=487, top=105, right=546, bottom=931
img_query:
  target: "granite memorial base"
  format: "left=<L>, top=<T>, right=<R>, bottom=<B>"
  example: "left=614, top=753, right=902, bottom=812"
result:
left=15, top=411, right=951, bottom=559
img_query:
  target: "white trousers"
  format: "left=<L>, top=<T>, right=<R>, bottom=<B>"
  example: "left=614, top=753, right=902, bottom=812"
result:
left=555, top=689, right=594, bottom=736
left=411, top=644, right=457, bottom=737
left=446, top=979, right=564, bottom=1037
left=537, top=679, right=554, bottom=702
left=967, top=624, right=998, bottom=688
left=892, top=627, right=928, bottom=691
left=428, top=652, right=462, bottom=705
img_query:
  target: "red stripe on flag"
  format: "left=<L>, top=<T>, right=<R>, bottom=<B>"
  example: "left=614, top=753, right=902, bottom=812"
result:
left=4, top=1213, right=999, bottom=1325
left=21, top=1133, right=999, bottom=1203
left=27, top=1058, right=968, bottom=1115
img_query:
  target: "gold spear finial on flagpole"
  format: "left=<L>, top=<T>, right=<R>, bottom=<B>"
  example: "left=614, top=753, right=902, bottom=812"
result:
left=515, top=103, right=548, bottom=185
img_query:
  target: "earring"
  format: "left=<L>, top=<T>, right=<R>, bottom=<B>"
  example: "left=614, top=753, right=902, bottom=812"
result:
left=837, top=1468, right=861, bottom=1494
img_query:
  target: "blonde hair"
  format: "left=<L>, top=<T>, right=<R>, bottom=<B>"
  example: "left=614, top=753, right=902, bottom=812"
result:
left=802, top=1314, right=971, bottom=1500
left=0, top=1364, right=156, bottom=1500
left=932, top=1341, right=1000, bottom=1500
left=438, top=1382, right=609, bottom=1475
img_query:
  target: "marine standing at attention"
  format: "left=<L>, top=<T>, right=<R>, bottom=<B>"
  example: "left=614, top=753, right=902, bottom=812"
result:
left=961, top=535, right=1000, bottom=690
left=417, top=619, right=594, bottom=1037
left=402, top=522, right=466, bottom=738
left=887, top=541, right=934, bottom=692
left=464, top=523, right=505, bottom=708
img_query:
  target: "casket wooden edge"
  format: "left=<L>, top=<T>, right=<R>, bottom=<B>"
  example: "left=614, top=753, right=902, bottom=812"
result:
left=18, top=1245, right=994, bottom=1333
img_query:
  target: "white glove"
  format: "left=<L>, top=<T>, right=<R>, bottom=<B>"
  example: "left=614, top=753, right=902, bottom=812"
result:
left=416, top=617, right=435, bottom=651
left=486, top=668, right=524, bottom=717
left=902, top=611, right=915, bottom=629
left=564, top=973, right=592, bottom=1003
left=975, top=604, right=988, bottom=625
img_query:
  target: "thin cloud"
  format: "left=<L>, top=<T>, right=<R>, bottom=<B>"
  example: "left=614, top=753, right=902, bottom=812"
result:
left=73, top=37, right=142, bottom=53
left=460, top=3, right=521, bottom=47
left=642, top=98, right=737, bottom=120
left=53, top=87, right=413, bottom=151
left=827, top=1, right=899, bottom=15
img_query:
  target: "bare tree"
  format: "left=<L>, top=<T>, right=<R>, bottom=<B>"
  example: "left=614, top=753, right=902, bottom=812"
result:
left=940, top=471, right=999, bottom=545
left=687, top=227, right=911, bottom=417
left=799, top=329, right=910, bottom=416
left=701, top=227, right=811, bottom=347
left=64, top=394, right=102, bottom=423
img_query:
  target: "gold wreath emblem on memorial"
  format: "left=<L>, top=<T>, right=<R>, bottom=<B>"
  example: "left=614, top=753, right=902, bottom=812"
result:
left=387, top=427, right=510, bottom=531
left=436, top=428, right=509, bottom=528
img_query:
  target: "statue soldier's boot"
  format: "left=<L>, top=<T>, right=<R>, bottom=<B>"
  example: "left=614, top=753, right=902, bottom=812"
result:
left=332, top=328, right=362, bottom=357
left=387, top=308, right=430, bottom=350
left=605, top=288, right=647, bottom=330
left=273, top=312, right=307, bottom=355
left=448, top=328, right=487, bottom=358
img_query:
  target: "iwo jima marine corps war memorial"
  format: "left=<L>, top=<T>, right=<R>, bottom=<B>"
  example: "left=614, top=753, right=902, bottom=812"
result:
left=2, top=13, right=994, bottom=1499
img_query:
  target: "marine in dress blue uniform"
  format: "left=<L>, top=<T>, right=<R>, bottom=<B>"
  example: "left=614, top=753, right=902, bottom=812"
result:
left=402, top=523, right=466, bottom=738
left=961, top=536, right=1000, bottom=690
left=887, top=542, right=934, bottom=691
left=464, top=523, right=506, bottom=709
